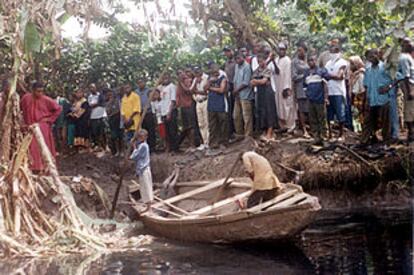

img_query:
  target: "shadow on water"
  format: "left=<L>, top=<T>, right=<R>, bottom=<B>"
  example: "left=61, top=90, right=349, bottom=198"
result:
left=0, top=218, right=412, bottom=274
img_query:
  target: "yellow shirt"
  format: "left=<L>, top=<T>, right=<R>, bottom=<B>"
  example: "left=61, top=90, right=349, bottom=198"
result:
left=121, top=92, right=141, bottom=131
left=242, top=151, right=282, bottom=191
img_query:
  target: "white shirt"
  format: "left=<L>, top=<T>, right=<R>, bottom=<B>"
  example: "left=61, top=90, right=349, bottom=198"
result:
left=325, top=57, right=348, bottom=97
left=88, top=93, right=107, bottom=119
left=192, top=73, right=209, bottom=102
left=251, top=56, right=259, bottom=72
left=267, top=59, right=278, bottom=92
left=219, top=69, right=227, bottom=79
left=151, top=100, right=163, bottom=124
left=157, top=83, right=176, bottom=116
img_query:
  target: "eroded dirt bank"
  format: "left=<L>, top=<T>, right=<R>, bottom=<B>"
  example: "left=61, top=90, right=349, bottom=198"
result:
left=58, top=137, right=412, bottom=220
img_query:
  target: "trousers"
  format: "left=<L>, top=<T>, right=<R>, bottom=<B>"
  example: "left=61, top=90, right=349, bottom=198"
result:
left=196, top=100, right=209, bottom=145
left=208, top=111, right=228, bottom=148
left=233, top=99, right=253, bottom=136
left=361, top=103, right=390, bottom=144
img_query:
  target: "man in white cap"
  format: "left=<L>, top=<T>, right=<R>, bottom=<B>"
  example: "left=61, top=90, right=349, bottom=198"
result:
left=274, top=42, right=297, bottom=133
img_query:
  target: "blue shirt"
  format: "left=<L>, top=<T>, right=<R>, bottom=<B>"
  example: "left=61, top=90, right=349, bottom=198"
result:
left=396, top=53, right=414, bottom=83
left=304, top=68, right=328, bottom=104
left=207, top=76, right=228, bottom=113
left=135, top=87, right=151, bottom=112
left=130, top=141, right=150, bottom=176
left=234, top=61, right=253, bottom=101
left=363, top=62, right=394, bottom=107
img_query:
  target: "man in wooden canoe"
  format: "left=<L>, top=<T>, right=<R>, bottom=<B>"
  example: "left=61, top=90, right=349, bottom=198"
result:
left=242, top=151, right=284, bottom=208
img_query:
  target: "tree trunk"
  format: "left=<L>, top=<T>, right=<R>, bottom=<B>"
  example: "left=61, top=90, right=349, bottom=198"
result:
left=223, top=0, right=256, bottom=46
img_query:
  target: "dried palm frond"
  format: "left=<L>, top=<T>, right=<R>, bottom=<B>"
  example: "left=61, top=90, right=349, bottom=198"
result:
left=0, top=124, right=149, bottom=257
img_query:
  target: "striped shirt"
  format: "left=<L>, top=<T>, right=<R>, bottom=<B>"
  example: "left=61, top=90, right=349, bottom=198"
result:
left=304, top=68, right=328, bottom=104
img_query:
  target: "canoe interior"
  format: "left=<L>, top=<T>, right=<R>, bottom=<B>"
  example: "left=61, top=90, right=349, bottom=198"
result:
left=132, top=178, right=310, bottom=219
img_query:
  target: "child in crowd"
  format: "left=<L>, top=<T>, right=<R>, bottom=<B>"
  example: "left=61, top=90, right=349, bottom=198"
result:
left=130, top=129, right=153, bottom=210
left=304, top=56, right=329, bottom=145
left=150, top=89, right=166, bottom=151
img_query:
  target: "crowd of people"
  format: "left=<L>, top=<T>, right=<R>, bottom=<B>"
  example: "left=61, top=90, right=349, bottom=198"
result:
left=2, top=37, right=413, bottom=172
left=0, top=36, right=412, bottom=207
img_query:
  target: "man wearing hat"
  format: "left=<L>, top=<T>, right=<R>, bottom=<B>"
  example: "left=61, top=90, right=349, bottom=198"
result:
left=274, top=42, right=296, bottom=132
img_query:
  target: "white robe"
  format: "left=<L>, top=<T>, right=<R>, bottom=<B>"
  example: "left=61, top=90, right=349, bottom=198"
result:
left=274, top=56, right=297, bottom=130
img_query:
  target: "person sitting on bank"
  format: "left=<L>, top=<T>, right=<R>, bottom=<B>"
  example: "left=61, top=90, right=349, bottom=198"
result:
left=242, top=151, right=284, bottom=208
left=130, top=129, right=154, bottom=209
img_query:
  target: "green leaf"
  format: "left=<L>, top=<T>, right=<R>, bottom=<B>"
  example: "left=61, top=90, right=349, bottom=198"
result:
left=24, top=22, right=41, bottom=54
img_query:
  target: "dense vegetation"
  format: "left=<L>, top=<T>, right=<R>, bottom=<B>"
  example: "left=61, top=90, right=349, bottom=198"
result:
left=0, top=0, right=413, bottom=96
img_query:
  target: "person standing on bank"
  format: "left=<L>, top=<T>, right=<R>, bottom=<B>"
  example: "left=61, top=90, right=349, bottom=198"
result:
left=20, top=82, right=62, bottom=173
left=130, top=129, right=153, bottom=209
left=121, top=83, right=141, bottom=143
left=223, top=46, right=237, bottom=139
left=304, top=56, right=329, bottom=145
left=207, top=64, right=228, bottom=151
left=88, top=83, right=107, bottom=151
left=233, top=51, right=254, bottom=138
left=361, top=49, right=394, bottom=144
left=136, top=79, right=156, bottom=151
left=105, top=88, right=123, bottom=156
left=192, top=67, right=210, bottom=150
left=176, top=69, right=199, bottom=149
left=275, top=42, right=296, bottom=133
left=325, top=44, right=348, bottom=141
left=69, top=89, right=90, bottom=150
left=397, top=40, right=414, bottom=143
left=251, top=54, right=277, bottom=142
left=158, top=73, right=179, bottom=153
left=292, top=44, right=310, bottom=137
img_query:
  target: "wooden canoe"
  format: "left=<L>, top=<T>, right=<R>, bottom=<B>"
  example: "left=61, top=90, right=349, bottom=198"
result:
left=130, top=178, right=321, bottom=243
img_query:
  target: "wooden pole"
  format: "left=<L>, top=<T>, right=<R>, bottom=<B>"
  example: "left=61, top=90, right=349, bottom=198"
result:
left=336, top=144, right=382, bottom=176
left=110, top=51, right=177, bottom=218
left=210, top=152, right=243, bottom=204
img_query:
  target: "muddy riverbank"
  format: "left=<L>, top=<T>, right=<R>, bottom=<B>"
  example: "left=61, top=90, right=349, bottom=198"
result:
left=57, top=137, right=412, bottom=220
left=0, top=139, right=411, bottom=274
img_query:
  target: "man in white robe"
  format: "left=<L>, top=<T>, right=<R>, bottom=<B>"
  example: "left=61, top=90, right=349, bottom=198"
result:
left=274, top=43, right=297, bottom=131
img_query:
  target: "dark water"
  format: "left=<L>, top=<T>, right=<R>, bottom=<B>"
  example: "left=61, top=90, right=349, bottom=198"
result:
left=1, top=216, right=412, bottom=275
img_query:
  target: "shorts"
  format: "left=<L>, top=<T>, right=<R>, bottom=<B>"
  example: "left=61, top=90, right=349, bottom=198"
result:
left=327, top=95, right=346, bottom=123
left=297, top=98, right=309, bottom=113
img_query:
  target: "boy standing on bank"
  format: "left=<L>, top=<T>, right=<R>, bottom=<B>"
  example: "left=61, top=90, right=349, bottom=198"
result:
left=130, top=129, right=154, bottom=209
left=304, top=56, right=329, bottom=145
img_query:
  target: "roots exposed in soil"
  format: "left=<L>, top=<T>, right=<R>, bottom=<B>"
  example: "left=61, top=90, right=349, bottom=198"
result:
left=151, top=137, right=410, bottom=191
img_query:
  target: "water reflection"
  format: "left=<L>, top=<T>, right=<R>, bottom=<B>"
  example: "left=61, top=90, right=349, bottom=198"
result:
left=0, top=220, right=411, bottom=274
left=301, top=221, right=412, bottom=275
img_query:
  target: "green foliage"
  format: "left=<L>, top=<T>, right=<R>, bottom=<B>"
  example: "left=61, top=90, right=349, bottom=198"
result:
left=295, top=0, right=414, bottom=54
left=268, top=1, right=343, bottom=54
left=24, top=22, right=41, bottom=55
left=46, top=23, right=224, bottom=96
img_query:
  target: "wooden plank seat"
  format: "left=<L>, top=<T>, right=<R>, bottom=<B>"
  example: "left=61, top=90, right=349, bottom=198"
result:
left=187, top=190, right=253, bottom=217
left=246, top=189, right=300, bottom=213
